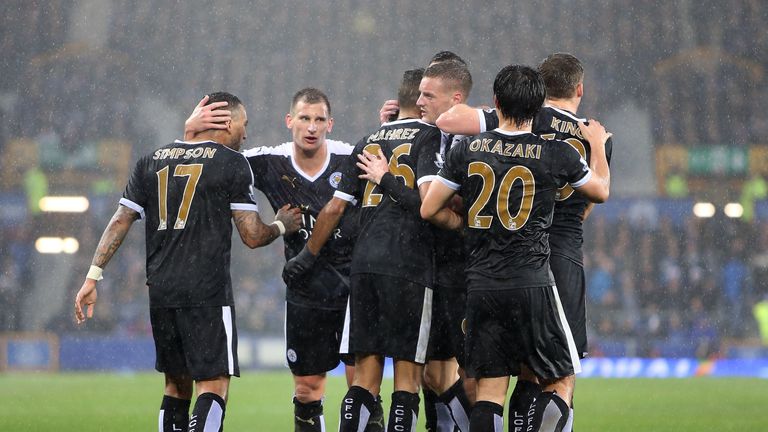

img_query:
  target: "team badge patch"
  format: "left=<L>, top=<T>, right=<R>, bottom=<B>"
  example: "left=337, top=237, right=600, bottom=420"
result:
left=329, top=171, right=342, bottom=188
left=287, top=348, right=298, bottom=363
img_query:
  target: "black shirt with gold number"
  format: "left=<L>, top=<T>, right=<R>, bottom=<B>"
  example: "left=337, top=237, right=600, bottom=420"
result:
left=335, top=119, right=442, bottom=288
left=121, top=140, right=259, bottom=308
left=437, top=130, right=592, bottom=291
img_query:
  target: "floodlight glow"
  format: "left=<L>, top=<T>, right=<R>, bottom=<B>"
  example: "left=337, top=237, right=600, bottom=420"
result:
left=62, top=237, right=80, bottom=254
left=35, top=237, right=80, bottom=254
left=693, top=202, right=715, bottom=218
left=39, top=196, right=89, bottom=213
left=724, top=203, right=743, bottom=218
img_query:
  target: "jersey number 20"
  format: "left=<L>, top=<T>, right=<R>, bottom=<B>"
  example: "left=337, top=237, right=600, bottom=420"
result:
left=466, top=161, right=534, bottom=231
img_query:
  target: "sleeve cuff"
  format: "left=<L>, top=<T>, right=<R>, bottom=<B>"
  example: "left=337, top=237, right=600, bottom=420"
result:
left=119, top=198, right=145, bottom=219
left=231, top=203, right=259, bottom=212
left=570, top=169, right=592, bottom=188
left=437, top=175, right=461, bottom=191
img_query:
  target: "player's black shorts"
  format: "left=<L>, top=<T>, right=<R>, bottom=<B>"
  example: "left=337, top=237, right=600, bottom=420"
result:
left=285, top=301, right=353, bottom=376
left=427, top=283, right=466, bottom=366
left=550, top=255, right=587, bottom=358
left=150, top=305, right=239, bottom=381
left=465, top=286, right=581, bottom=380
left=343, top=273, right=432, bottom=363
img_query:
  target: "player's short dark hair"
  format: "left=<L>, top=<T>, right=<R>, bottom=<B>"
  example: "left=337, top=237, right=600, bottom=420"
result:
left=291, top=88, right=331, bottom=116
left=424, top=61, right=473, bottom=97
left=493, top=65, right=546, bottom=128
left=204, top=92, right=244, bottom=124
left=398, top=68, right=424, bottom=110
left=538, top=53, right=584, bottom=99
left=429, top=51, right=467, bottom=67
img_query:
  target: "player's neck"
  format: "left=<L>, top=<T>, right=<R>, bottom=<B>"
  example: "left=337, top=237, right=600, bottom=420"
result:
left=545, top=98, right=580, bottom=114
left=497, top=112, right=532, bottom=134
left=292, top=142, right=328, bottom=176
left=398, top=108, right=421, bottom=121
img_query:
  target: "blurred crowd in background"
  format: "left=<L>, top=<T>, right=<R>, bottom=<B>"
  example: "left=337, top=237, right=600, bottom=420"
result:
left=1, top=0, right=767, bottom=357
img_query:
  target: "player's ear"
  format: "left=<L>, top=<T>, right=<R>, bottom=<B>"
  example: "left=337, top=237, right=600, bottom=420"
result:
left=493, top=95, right=500, bottom=111
left=327, top=117, right=334, bottom=134
left=285, top=113, right=293, bottom=129
left=576, top=82, right=584, bottom=98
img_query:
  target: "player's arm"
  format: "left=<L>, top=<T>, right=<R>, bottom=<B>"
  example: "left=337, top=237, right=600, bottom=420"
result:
left=356, top=150, right=423, bottom=212
left=420, top=179, right=462, bottom=231
left=183, top=95, right=232, bottom=140
left=435, top=103, right=482, bottom=135
left=232, top=204, right=301, bottom=248
left=283, top=196, right=349, bottom=283
left=581, top=202, right=596, bottom=221
left=74, top=205, right=140, bottom=324
left=573, top=120, right=611, bottom=203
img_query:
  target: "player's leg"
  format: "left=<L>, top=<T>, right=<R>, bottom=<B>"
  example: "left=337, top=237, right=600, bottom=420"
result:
left=189, top=375, right=230, bottom=432
left=340, top=353, right=384, bottom=432
left=389, top=359, right=424, bottom=432
left=470, top=376, right=509, bottom=432
left=151, top=307, right=193, bottom=432
left=507, top=365, right=541, bottom=432
left=549, top=255, right=587, bottom=430
left=287, top=302, right=350, bottom=431
left=181, top=306, right=239, bottom=432
left=523, top=286, right=581, bottom=432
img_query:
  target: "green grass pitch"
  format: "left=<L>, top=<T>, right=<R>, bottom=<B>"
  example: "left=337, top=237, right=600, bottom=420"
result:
left=0, top=371, right=765, bottom=431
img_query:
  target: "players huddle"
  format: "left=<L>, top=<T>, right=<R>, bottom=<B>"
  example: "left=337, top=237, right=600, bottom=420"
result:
left=74, top=52, right=612, bottom=432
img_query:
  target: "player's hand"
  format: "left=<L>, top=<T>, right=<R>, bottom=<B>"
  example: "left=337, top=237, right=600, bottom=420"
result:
left=356, top=150, right=389, bottom=185
left=184, top=95, right=232, bottom=140
left=578, top=119, right=612, bottom=148
left=275, top=204, right=302, bottom=234
left=282, top=246, right=318, bottom=285
left=74, top=279, right=98, bottom=324
left=379, top=99, right=399, bottom=124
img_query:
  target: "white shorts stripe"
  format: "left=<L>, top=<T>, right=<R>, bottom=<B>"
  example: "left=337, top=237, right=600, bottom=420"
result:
left=340, top=298, right=351, bottom=355
left=158, top=410, right=164, bottom=432
left=415, top=287, right=433, bottom=363
left=222, top=306, right=234, bottom=376
left=550, top=285, right=581, bottom=374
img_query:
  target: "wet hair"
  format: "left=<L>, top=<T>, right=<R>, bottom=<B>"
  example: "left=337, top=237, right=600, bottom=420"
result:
left=538, top=53, right=584, bottom=99
left=291, top=88, right=331, bottom=116
left=429, top=51, right=467, bottom=67
left=423, top=61, right=473, bottom=97
left=398, top=68, right=424, bottom=110
left=493, top=65, right=546, bottom=128
left=206, top=92, right=243, bottom=116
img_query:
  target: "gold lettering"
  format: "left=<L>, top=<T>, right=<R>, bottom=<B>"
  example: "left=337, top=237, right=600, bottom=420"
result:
left=480, top=139, right=490, bottom=152
left=550, top=118, right=561, bottom=131
left=469, top=139, right=481, bottom=152
left=391, top=129, right=403, bottom=140
left=511, top=143, right=524, bottom=158
left=203, top=147, right=217, bottom=158
left=153, top=149, right=163, bottom=160
left=525, top=144, right=537, bottom=159
left=490, top=140, right=503, bottom=155
left=504, top=143, right=514, bottom=156
left=406, top=128, right=418, bottom=140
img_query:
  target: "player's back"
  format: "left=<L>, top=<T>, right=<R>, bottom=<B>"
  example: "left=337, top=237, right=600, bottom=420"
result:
left=533, top=106, right=613, bottom=264
left=337, top=118, right=441, bottom=287
left=121, top=139, right=256, bottom=308
left=440, top=129, right=590, bottom=290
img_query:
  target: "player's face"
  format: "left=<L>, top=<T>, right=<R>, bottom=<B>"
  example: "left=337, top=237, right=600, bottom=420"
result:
left=417, top=77, right=458, bottom=125
left=286, top=101, right=334, bottom=155
left=228, top=107, right=248, bottom=151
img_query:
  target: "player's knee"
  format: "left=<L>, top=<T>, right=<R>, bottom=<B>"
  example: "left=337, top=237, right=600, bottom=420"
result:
left=294, top=375, right=325, bottom=402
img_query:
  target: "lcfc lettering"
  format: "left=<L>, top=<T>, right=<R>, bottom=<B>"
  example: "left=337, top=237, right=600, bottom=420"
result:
left=469, top=138, right=542, bottom=159
left=153, top=147, right=217, bottom=160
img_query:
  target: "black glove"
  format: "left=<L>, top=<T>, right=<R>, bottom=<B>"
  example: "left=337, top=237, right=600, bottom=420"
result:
left=282, top=246, right=318, bottom=285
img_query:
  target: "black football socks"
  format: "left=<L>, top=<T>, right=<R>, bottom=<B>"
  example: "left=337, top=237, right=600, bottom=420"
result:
left=339, top=385, right=377, bottom=432
left=294, top=397, right=324, bottom=432
left=188, top=392, right=225, bottom=432
left=528, top=391, right=570, bottom=432
left=388, top=391, right=420, bottom=432
left=160, top=395, right=190, bottom=432
left=365, top=394, right=386, bottom=432
left=439, top=378, right=471, bottom=431
left=508, top=379, right=542, bottom=432
left=469, top=400, right=503, bottom=432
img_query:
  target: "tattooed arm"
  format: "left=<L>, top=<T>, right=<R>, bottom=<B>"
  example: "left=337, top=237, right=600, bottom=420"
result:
left=75, top=205, right=140, bottom=323
left=232, top=204, right=302, bottom=249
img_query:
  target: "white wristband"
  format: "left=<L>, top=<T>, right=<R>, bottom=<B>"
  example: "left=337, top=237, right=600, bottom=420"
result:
left=271, top=220, right=286, bottom=236
left=86, top=265, right=104, bottom=281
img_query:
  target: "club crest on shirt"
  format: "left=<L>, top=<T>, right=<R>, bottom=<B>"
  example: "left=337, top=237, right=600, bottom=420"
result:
left=287, top=348, right=298, bottom=363
left=329, top=171, right=342, bottom=188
